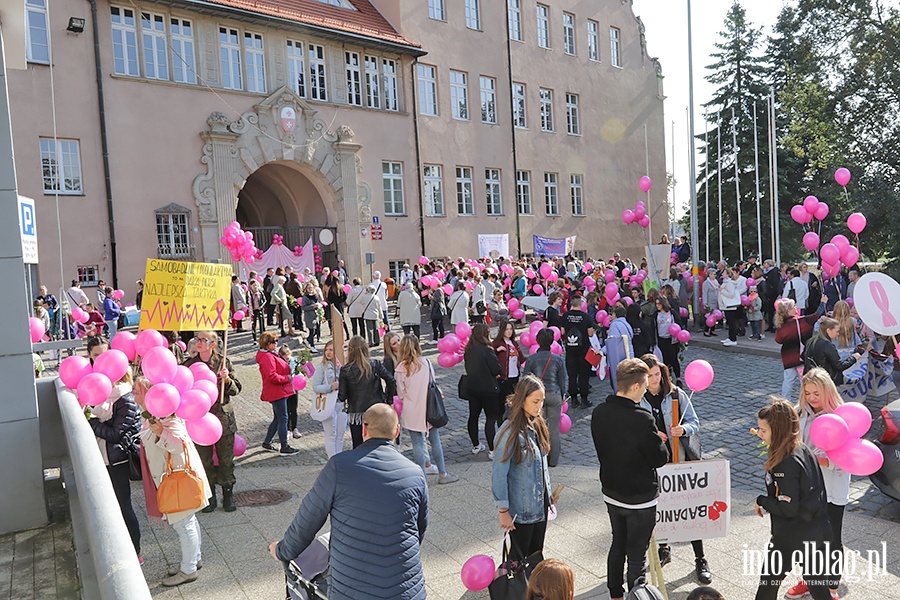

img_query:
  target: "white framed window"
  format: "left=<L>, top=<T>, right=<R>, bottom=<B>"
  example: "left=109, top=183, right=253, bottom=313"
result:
left=111, top=6, right=139, bottom=76
left=485, top=169, right=502, bottom=215
left=456, top=167, right=474, bottom=216
left=566, top=93, right=580, bottom=135
left=364, top=55, right=380, bottom=108
left=611, top=27, right=622, bottom=67
left=156, top=212, right=192, bottom=258
left=480, top=76, right=497, bottom=124
left=141, top=12, right=168, bottom=80
left=563, top=13, right=576, bottom=55
left=570, top=174, right=584, bottom=215
left=417, top=64, right=437, bottom=116
left=449, top=70, right=468, bottom=120
left=508, top=0, right=522, bottom=42
left=388, top=260, right=408, bottom=283
left=465, top=0, right=481, bottom=30
left=219, top=27, right=242, bottom=90
left=382, top=59, right=398, bottom=111
left=77, top=265, right=100, bottom=287
left=345, top=51, right=362, bottom=106
left=40, top=138, right=83, bottom=195
left=314, top=0, right=355, bottom=6
left=428, top=0, right=445, bottom=21
left=287, top=40, right=306, bottom=97
left=309, top=44, right=327, bottom=101
left=540, top=88, right=554, bottom=132
left=26, top=0, right=49, bottom=64
left=423, top=164, right=444, bottom=217
left=516, top=171, right=531, bottom=215
left=587, top=20, right=600, bottom=61
left=512, top=83, right=526, bottom=128
left=171, top=18, right=197, bottom=84
left=383, top=161, right=405, bottom=215
left=536, top=4, right=550, bottom=48
left=244, top=32, right=266, bottom=93
left=544, top=172, right=559, bottom=216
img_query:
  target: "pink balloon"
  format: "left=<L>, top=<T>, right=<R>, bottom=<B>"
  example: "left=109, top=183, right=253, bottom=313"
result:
left=809, top=414, right=850, bottom=451
left=77, top=372, right=113, bottom=406
left=624, top=297, right=634, bottom=306
left=605, top=283, right=619, bottom=298
left=842, top=246, right=859, bottom=266
left=550, top=341, right=563, bottom=355
left=519, top=332, right=533, bottom=347
left=186, top=412, right=223, bottom=446
left=547, top=272, right=558, bottom=283
left=834, top=167, right=851, bottom=187
left=233, top=310, right=245, bottom=321
left=29, top=317, right=45, bottom=343
left=802, top=232, right=820, bottom=252
left=684, top=359, right=714, bottom=392
left=234, top=433, right=247, bottom=457
left=192, top=379, right=219, bottom=409
left=112, top=289, right=125, bottom=300
left=92, top=349, right=130, bottom=383
left=343, top=284, right=351, bottom=294
left=561, top=401, right=568, bottom=413
left=188, top=361, right=216, bottom=384
left=559, top=413, right=572, bottom=433
left=530, top=320, right=545, bottom=334
left=622, top=209, right=635, bottom=224
left=639, top=175, right=653, bottom=193
left=668, top=323, right=682, bottom=337
left=740, top=294, right=750, bottom=307
left=539, top=263, right=553, bottom=279
left=419, top=255, right=429, bottom=265
left=533, top=284, right=544, bottom=295
left=437, top=352, right=457, bottom=368
left=819, top=243, right=840, bottom=265
left=529, top=344, right=540, bottom=355
left=705, top=316, right=716, bottom=328
left=638, top=215, right=650, bottom=228
left=134, top=329, right=167, bottom=357
left=790, top=204, right=807, bottom=224
left=833, top=402, right=872, bottom=438
left=461, top=555, right=496, bottom=592
left=677, top=330, right=691, bottom=344
left=507, top=298, right=520, bottom=312
left=512, top=309, right=525, bottom=320
left=633, top=205, right=647, bottom=220
left=455, top=322, right=472, bottom=340
left=169, top=365, right=195, bottom=395
left=292, top=374, right=307, bottom=391
left=70, top=307, right=87, bottom=324
left=831, top=234, right=850, bottom=255
left=847, top=212, right=866, bottom=234
left=59, top=356, right=93, bottom=389
left=111, top=331, right=137, bottom=361
left=712, top=310, right=723, bottom=320
left=549, top=326, right=561, bottom=341
left=438, top=333, right=462, bottom=353
left=814, top=202, right=829, bottom=221
left=679, top=307, right=689, bottom=318
left=141, top=346, right=178, bottom=384
left=145, top=382, right=180, bottom=418
left=827, top=438, right=882, bottom=476
left=442, top=284, right=453, bottom=296
left=176, top=340, right=187, bottom=351
left=175, top=389, right=211, bottom=420
left=803, top=195, right=820, bottom=213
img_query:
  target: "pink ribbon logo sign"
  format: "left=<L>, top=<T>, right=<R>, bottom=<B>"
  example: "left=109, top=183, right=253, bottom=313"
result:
left=870, top=281, right=898, bottom=328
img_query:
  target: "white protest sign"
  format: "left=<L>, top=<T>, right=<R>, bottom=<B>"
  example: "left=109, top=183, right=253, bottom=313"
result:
left=654, top=459, right=731, bottom=544
left=854, top=272, right=900, bottom=336
left=478, top=234, right=509, bottom=259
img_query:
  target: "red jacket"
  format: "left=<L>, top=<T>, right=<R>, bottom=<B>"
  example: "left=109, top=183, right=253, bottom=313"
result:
left=492, top=338, right=525, bottom=381
left=256, top=350, right=293, bottom=401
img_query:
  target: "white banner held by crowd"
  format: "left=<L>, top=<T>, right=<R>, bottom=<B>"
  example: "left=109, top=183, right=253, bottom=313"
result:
left=478, top=234, right=509, bottom=259
left=655, top=459, right=731, bottom=544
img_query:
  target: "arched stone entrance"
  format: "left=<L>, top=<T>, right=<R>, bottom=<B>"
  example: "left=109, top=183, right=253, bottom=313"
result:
left=192, top=87, right=372, bottom=277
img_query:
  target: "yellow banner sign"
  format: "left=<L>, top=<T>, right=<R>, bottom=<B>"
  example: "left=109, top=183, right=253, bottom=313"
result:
left=139, top=259, right=232, bottom=331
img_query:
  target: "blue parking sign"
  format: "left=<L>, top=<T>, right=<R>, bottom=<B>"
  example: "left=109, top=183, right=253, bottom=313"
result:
left=18, top=196, right=38, bottom=264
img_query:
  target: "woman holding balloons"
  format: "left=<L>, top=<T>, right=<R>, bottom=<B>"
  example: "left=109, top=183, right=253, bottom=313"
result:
left=655, top=296, right=681, bottom=381
left=493, top=319, right=526, bottom=422
left=256, top=332, right=301, bottom=456
left=774, top=298, right=825, bottom=398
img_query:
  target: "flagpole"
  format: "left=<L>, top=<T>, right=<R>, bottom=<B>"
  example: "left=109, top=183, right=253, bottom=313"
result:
left=768, top=93, right=776, bottom=261
left=732, top=106, right=743, bottom=260
left=717, top=111, right=723, bottom=262
left=753, top=101, right=762, bottom=260
left=771, top=88, right=782, bottom=265
left=687, top=0, right=700, bottom=324
left=704, top=114, right=709, bottom=264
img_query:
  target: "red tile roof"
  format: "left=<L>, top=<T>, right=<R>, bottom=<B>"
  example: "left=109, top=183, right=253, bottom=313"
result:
left=203, top=0, right=420, bottom=49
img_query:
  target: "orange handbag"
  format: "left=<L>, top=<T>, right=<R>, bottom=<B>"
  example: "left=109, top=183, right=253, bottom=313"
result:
left=156, top=442, right=205, bottom=514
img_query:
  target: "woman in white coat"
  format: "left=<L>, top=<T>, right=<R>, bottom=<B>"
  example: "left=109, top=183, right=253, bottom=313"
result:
left=310, top=340, right=347, bottom=458
left=397, top=282, right=422, bottom=337
left=134, top=377, right=211, bottom=587
left=345, top=278, right=365, bottom=338
left=447, top=281, right=470, bottom=328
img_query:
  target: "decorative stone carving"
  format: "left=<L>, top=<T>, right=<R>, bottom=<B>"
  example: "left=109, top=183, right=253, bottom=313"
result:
left=336, top=125, right=355, bottom=142
left=207, top=111, right=231, bottom=133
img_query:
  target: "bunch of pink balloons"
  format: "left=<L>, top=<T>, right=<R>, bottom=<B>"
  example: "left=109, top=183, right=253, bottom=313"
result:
left=604, top=282, right=620, bottom=305
left=112, top=289, right=125, bottom=300
left=220, top=221, right=258, bottom=263
left=293, top=245, right=304, bottom=257
left=704, top=310, right=723, bottom=329
left=790, top=196, right=829, bottom=225
left=809, top=403, right=882, bottom=476
left=819, top=233, right=859, bottom=277
left=419, top=255, right=429, bottom=265
left=668, top=323, right=691, bottom=344
left=622, top=200, right=651, bottom=228
left=70, top=306, right=90, bottom=324
left=437, top=323, right=472, bottom=368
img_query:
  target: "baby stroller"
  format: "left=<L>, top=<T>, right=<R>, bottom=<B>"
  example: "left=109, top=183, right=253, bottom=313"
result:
left=284, top=532, right=329, bottom=600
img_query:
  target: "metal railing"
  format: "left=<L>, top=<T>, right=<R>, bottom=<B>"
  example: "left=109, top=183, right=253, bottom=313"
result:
left=157, top=244, right=196, bottom=259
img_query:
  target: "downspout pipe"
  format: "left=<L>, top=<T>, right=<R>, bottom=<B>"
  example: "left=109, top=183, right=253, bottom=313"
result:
left=505, top=25, right=521, bottom=257
left=88, top=0, right=119, bottom=288
left=411, top=58, right=426, bottom=257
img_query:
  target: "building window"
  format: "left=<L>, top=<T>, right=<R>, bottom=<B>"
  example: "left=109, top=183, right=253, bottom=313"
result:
left=417, top=64, right=437, bottom=116
left=485, top=169, right=502, bottom=215
left=219, top=27, right=242, bottom=90
left=244, top=32, right=266, bottom=93
left=156, top=212, right=191, bottom=258
left=536, top=4, right=550, bottom=49
left=171, top=18, right=197, bottom=84
left=563, top=13, right=576, bottom=55
left=516, top=171, right=531, bottom=215
left=508, top=0, right=522, bottom=41
left=309, top=44, right=328, bottom=101
left=512, top=83, right=526, bottom=128
left=388, top=260, right=408, bottom=283
left=382, top=161, right=405, bottom=215
left=40, top=138, right=82, bottom=195
left=77, top=265, right=100, bottom=287
left=364, top=55, right=381, bottom=109
left=544, top=172, right=559, bottom=216
left=480, top=76, right=497, bottom=124
left=287, top=40, right=306, bottom=97
left=448, top=70, right=468, bottom=120
left=465, top=0, right=481, bottom=30
left=345, top=51, right=362, bottom=106
left=141, top=12, right=168, bottom=80
left=611, top=27, right=622, bottom=67
left=428, top=0, right=445, bottom=21
left=383, top=59, right=398, bottom=111
left=110, top=6, right=139, bottom=76
left=26, top=0, right=50, bottom=64
left=570, top=174, right=584, bottom=215
left=423, top=164, right=444, bottom=217
left=456, top=167, right=474, bottom=215
left=566, top=93, right=580, bottom=135
left=540, top=88, right=554, bottom=132
left=587, top=20, right=600, bottom=61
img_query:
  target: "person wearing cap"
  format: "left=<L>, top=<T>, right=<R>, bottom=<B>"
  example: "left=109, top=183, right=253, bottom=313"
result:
left=400, top=263, right=414, bottom=288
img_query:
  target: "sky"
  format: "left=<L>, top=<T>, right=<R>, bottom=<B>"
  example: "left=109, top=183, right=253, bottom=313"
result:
left=631, top=0, right=786, bottom=221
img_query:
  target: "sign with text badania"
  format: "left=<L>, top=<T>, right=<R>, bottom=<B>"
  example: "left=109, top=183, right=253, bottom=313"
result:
left=654, top=459, right=731, bottom=543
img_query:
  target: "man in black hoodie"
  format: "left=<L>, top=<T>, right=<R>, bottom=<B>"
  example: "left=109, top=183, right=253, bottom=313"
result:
left=591, top=359, right=670, bottom=600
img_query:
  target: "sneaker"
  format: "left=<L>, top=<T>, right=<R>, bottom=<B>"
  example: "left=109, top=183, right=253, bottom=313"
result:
left=695, top=557, right=712, bottom=584
left=161, top=570, right=199, bottom=587
left=472, top=443, right=485, bottom=455
left=759, top=334, right=766, bottom=340
left=438, top=473, right=459, bottom=484
left=785, top=580, right=808, bottom=599
left=279, top=446, right=300, bottom=455
left=425, top=463, right=439, bottom=475
left=830, top=591, right=840, bottom=600
left=138, top=555, right=144, bottom=566
left=261, top=442, right=278, bottom=453
left=168, top=561, right=202, bottom=576
left=722, top=339, right=737, bottom=346
left=658, top=545, right=671, bottom=566
left=488, top=450, right=494, bottom=460
left=292, top=429, right=303, bottom=438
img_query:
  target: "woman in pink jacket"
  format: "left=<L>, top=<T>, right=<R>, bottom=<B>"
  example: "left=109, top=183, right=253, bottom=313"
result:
left=255, top=332, right=300, bottom=455
left=395, top=335, right=458, bottom=484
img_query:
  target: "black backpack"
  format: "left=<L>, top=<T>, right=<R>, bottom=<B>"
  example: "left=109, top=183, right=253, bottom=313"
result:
left=626, top=582, right=666, bottom=600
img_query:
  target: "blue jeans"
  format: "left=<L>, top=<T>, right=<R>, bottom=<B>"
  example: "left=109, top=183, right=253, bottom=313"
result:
left=264, top=397, right=289, bottom=447
left=407, top=429, right=446, bottom=475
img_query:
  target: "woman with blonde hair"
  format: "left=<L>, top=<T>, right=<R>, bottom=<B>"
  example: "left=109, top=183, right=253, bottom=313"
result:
left=338, top=335, right=395, bottom=448
left=525, top=558, right=575, bottom=600
left=310, top=340, right=346, bottom=457
left=395, top=335, right=458, bottom=484
left=774, top=298, right=824, bottom=398
left=831, top=300, right=860, bottom=359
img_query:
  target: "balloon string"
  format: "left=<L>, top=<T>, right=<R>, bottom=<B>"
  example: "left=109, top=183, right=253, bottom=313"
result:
left=677, top=390, right=695, bottom=426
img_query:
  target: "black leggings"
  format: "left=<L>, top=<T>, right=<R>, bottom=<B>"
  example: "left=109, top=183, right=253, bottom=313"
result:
left=108, top=463, right=141, bottom=555
left=755, top=532, right=833, bottom=600
left=287, top=392, right=298, bottom=432
left=825, top=502, right=845, bottom=589
left=431, top=318, right=445, bottom=341
left=468, top=392, right=501, bottom=450
left=658, top=336, right=681, bottom=378
left=725, top=308, right=740, bottom=342
left=508, top=519, right=547, bottom=562
left=350, top=423, right=364, bottom=449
